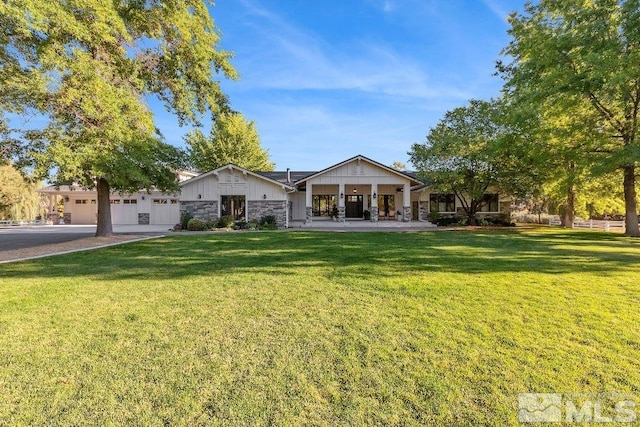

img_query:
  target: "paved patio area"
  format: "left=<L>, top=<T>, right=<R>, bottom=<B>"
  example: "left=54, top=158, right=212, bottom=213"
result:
left=288, top=219, right=437, bottom=230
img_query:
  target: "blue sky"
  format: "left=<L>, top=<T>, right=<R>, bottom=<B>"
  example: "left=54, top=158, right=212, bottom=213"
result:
left=155, top=0, right=526, bottom=170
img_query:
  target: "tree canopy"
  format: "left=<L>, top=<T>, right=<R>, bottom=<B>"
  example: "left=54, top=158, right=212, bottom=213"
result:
left=498, top=0, right=640, bottom=236
left=0, top=0, right=237, bottom=236
left=409, top=99, right=511, bottom=225
left=186, top=112, right=274, bottom=172
left=0, top=164, right=44, bottom=220
left=389, top=161, right=407, bottom=172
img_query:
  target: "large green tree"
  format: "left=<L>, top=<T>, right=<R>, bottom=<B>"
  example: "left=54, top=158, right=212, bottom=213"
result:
left=503, top=97, right=606, bottom=227
left=0, top=164, right=44, bottom=220
left=186, top=112, right=274, bottom=172
left=498, top=0, right=640, bottom=236
left=409, top=99, right=514, bottom=225
left=0, top=0, right=237, bottom=236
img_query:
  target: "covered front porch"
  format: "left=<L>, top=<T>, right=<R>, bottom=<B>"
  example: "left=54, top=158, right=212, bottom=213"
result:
left=301, top=183, right=412, bottom=222
left=292, top=155, right=421, bottom=224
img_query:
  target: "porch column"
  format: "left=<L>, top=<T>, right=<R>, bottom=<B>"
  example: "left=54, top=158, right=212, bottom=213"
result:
left=47, top=194, right=58, bottom=224
left=403, top=183, right=411, bottom=222
left=370, top=184, right=378, bottom=221
left=338, top=183, right=345, bottom=222
left=305, top=183, right=313, bottom=223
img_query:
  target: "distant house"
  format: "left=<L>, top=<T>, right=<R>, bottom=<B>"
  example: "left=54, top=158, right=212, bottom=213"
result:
left=180, top=155, right=512, bottom=227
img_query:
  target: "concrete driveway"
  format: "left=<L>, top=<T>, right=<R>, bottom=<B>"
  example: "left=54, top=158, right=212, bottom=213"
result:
left=0, top=225, right=172, bottom=252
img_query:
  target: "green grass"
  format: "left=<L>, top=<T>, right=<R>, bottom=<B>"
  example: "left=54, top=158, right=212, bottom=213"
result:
left=1, top=229, right=639, bottom=425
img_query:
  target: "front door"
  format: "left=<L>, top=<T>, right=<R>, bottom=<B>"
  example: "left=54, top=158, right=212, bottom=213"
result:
left=345, top=195, right=363, bottom=218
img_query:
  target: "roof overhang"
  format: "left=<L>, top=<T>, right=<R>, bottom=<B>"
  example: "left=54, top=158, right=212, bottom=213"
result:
left=294, top=154, right=422, bottom=186
left=181, top=164, right=296, bottom=191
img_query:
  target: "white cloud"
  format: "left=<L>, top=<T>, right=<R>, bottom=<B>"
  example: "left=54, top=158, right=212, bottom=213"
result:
left=479, top=0, right=513, bottom=22
left=233, top=0, right=472, bottom=102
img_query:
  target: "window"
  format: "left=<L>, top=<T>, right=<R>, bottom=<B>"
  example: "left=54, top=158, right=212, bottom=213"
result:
left=153, top=199, right=168, bottom=204
left=123, top=199, right=130, bottom=204
left=430, top=194, right=455, bottom=213
left=221, top=195, right=245, bottom=220
left=378, top=195, right=395, bottom=217
left=170, top=199, right=178, bottom=204
left=110, top=199, right=121, bottom=204
left=480, top=194, right=499, bottom=212
left=122, top=198, right=137, bottom=204
left=312, top=195, right=337, bottom=217
left=75, top=199, right=88, bottom=204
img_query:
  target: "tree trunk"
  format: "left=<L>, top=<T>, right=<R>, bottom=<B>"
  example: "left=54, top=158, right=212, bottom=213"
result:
left=623, top=165, right=639, bottom=237
left=560, top=184, right=575, bottom=228
left=467, top=211, right=477, bottom=226
left=96, top=177, right=113, bottom=237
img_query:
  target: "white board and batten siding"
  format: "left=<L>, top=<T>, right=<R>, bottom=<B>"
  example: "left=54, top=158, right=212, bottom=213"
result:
left=181, top=168, right=287, bottom=201
left=306, top=161, right=408, bottom=186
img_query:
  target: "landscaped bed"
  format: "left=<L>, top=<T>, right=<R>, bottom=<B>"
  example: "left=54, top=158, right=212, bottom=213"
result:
left=1, top=229, right=639, bottom=425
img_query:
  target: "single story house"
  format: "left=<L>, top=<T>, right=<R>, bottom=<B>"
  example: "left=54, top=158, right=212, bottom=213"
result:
left=180, top=155, right=512, bottom=227
left=40, top=155, right=511, bottom=226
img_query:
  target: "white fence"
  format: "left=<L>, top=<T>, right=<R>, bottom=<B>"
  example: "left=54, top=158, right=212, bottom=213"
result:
left=548, top=218, right=626, bottom=232
left=0, top=219, right=49, bottom=227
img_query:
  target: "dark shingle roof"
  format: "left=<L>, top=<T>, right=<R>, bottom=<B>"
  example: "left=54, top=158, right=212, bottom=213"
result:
left=256, top=169, right=420, bottom=185
left=255, top=171, right=316, bottom=184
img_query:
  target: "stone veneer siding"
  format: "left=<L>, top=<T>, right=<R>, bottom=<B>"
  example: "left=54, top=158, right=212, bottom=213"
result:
left=248, top=200, right=287, bottom=227
left=180, top=201, right=219, bottom=221
left=418, top=201, right=429, bottom=221
left=370, top=206, right=379, bottom=221
left=47, top=213, right=60, bottom=224
left=137, top=212, right=150, bottom=225
left=403, top=206, right=411, bottom=222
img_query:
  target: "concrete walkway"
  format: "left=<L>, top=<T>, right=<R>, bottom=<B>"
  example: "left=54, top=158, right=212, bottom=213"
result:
left=288, top=219, right=437, bottom=230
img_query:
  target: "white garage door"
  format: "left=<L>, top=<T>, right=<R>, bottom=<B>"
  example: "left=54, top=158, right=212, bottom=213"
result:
left=110, top=198, right=138, bottom=225
left=150, top=198, right=180, bottom=225
left=72, top=199, right=96, bottom=224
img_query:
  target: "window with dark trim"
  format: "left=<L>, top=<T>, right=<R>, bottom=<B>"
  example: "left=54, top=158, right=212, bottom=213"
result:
left=221, top=195, right=245, bottom=220
left=480, top=194, right=499, bottom=212
left=378, top=195, right=395, bottom=217
left=429, top=194, right=455, bottom=212
left=312, top=195, right=337, bottom=217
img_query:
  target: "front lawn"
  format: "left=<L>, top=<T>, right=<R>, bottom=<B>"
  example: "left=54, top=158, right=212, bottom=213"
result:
left=0, top=229, right=639, bottom=425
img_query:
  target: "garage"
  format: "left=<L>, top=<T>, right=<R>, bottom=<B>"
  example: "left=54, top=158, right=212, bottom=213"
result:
left=71, top=198, right=96, bottom=224
left=110, top=198, right=138, bottom=225
left=150, top=198, right=180, bottom=225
